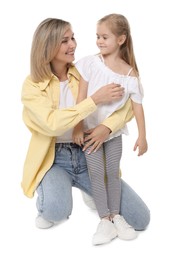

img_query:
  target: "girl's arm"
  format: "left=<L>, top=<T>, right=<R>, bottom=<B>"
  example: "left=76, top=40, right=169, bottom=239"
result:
left=72, top=77, right=88, bottom=146
left=132, top=101, right=148, bottom=156
left=76, top=77, right=88, bottom=102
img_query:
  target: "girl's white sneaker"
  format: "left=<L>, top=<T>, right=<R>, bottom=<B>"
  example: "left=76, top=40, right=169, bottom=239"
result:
left=92, top=219, right=118, bottom=245
left=113, top=215, right=137, bottom=240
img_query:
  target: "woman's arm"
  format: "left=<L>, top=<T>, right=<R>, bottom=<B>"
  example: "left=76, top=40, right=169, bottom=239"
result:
left=101, top=98, right=134, bottom=133
left=83, top=99, right=134, bottom=153
left=22, top=77, right=124, bottom=137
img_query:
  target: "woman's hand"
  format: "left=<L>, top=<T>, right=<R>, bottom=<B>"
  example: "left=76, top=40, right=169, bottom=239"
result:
left=91, top=83, right=124, bottom=105
left=83, top=124, right=111, bottom=154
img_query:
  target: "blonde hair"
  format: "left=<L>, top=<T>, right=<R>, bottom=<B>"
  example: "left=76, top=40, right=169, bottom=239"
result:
left=30, top=18, right=71, bottom=82
left=98, top=13, right=139, bottom=76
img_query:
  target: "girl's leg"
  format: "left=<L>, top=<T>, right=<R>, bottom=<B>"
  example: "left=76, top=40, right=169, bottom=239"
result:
left=85, top=145, right=109, bottom=218
left=36, top=164, right=73, bottom=222
left=120, top=179, right=150, bottom=230
left=81, top=179, right=150, bottom=230
left=104, top=136, right=122, bottom=215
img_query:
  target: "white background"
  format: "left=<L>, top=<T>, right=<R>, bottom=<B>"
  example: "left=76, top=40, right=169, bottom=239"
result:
left=1, top=0, right=174, bottom=259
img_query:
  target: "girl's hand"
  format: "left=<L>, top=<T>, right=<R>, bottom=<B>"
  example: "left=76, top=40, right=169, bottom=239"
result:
left=83, top=125, right=111, bottom=154
left=133, top=137, right=148, bottom=156
left=72, top=123, right=84, bottom=146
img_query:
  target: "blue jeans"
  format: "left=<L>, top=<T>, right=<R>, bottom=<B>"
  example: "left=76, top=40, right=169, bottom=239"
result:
left=36, top=143, right=150, bottom=230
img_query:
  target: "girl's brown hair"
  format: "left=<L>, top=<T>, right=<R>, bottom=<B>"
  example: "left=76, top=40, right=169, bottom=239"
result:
left=98, top=13, right=139, bottom=76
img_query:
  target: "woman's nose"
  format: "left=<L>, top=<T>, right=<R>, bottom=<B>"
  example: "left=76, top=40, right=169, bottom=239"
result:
left=69, top=39, right=76, bottom=48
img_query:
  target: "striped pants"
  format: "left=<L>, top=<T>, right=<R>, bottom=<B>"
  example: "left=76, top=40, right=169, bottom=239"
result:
left=85, top=135, right=122, bottom=218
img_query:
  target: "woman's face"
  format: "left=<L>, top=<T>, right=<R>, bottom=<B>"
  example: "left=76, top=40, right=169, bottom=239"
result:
left=53, top=28, right=77, bottom=64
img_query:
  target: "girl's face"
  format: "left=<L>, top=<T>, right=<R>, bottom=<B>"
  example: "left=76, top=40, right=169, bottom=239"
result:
left=53, top=28, right=77, bottom=64
left=96, top=23, right=121, bottom=56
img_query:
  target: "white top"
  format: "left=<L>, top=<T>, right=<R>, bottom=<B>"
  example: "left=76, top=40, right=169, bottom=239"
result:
left=56, top=80, right=75, bottom=143
left=75, top=54, right=144, bottom=139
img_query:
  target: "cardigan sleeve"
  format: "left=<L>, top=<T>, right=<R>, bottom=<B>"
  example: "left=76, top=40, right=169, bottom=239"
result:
left=21, top=78, right=97, bottom=137
left=101, top=98, right=134, bottom=133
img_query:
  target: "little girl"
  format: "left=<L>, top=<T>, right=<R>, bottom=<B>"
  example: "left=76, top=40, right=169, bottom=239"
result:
left=73, top=13, right=148, bottom=245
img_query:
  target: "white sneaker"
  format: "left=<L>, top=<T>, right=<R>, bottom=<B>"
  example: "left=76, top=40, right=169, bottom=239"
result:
left=113, top=215, right=137, bottom=240
left=92, top=219, right=118, bottom=245
left=35, top=215, right=54, bottom=229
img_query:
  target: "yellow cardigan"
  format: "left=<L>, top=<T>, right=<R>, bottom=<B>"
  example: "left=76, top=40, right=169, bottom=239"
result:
left=21, top=65, right=133, bottom=198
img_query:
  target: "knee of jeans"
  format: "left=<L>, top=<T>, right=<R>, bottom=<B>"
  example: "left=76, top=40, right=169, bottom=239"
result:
left=38, top=197, right=73, bottom=222
left=134, top=209, right=151, bottom=231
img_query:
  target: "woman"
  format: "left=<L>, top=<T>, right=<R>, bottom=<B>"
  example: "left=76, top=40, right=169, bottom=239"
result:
left=21, top=18, right=150, bottom=233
